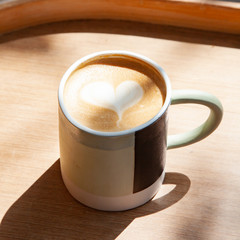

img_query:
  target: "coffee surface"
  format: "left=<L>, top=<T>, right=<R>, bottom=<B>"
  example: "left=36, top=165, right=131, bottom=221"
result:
left=63, top=57, right=166, bottom=132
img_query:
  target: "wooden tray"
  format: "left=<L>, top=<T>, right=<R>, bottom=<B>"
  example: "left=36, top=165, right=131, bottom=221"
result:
left=1, top=0, right=240, bottom=34
left=0, top=1, right=240, bottom=240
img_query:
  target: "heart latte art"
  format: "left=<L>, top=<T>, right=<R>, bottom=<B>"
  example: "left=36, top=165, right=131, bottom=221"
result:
left=80, top=81, right=143, bottom=125
left=63, top=58, right=165, bottom=132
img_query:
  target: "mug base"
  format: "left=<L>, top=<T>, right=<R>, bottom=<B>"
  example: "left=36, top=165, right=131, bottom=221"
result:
left=61, top=171, right=165, bottom=211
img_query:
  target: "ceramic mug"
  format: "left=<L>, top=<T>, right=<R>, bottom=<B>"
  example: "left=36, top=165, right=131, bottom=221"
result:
left=58, top=51, right=223, bottom=211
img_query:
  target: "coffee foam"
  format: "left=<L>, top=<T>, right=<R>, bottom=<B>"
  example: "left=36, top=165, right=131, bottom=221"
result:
left=80, top=80, right=143, bottom=126
left=63, top=57, right=166, bottom=132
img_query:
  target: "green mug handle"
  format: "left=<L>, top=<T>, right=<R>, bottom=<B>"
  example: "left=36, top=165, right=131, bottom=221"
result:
left=167, top=90, right=223, bottom=150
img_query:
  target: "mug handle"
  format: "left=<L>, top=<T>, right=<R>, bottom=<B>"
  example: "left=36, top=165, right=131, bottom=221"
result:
left=167, top=90, right=223, bottom=150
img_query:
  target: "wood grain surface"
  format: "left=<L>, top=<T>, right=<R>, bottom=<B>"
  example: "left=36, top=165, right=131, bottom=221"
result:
left=0, top=20, right=240, bottom=240
left=0, top=0, right=240, bottom=34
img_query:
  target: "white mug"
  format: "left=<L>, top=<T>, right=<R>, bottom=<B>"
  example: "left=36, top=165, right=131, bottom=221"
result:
left=58, top=50, right=223, bottom=211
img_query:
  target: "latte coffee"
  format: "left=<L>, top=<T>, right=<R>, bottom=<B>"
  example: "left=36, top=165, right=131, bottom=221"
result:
left=63, top=56, right=166, bottom=132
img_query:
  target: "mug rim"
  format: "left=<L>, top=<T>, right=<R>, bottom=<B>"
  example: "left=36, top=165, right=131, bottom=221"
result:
left=58, top=50, right=172, bottom=137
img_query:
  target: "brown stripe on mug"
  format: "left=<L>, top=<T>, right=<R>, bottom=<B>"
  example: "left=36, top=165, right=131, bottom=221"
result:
left=133, top=111, right=168, bottom=193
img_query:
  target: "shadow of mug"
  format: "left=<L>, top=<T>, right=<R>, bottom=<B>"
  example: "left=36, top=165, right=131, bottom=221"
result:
left=0, top=159, right=190, bottom=240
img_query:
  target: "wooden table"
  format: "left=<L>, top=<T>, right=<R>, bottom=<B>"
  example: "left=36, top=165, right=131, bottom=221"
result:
left=0, top=20, right=240, bottom=239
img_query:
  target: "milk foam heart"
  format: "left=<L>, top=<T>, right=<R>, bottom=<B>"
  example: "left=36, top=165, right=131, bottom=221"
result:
left=80, top=81, right=144, bottom=121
